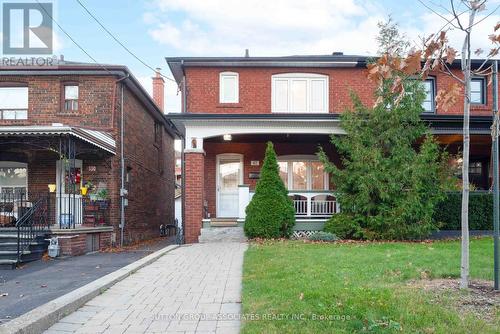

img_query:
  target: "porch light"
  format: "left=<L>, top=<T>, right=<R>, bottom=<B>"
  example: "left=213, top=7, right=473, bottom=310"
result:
left=48, top=184, right=56, bottom=193
left=223, top=134, right=232, bottom=141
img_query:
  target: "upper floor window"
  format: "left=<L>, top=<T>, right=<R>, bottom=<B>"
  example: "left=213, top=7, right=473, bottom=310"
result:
left=154, top=122, right=162, bottom=146
left=0, top=86, right=28, bottom=120
left=471, top=78, right=486, bottom=104
left=421, top=78, right=436, bottom=113
left=272, top=73, right=328, bottom=113
left=219, top=72, right=239, bottom=103
left=64, top=85, right=79, bottom=111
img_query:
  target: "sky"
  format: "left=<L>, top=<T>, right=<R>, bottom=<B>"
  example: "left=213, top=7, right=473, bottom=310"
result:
left=3, top=0, right=500, bottom=115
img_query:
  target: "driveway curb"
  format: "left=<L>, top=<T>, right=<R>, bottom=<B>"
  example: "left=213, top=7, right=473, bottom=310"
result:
left=0, top=244, right=179, bottom=334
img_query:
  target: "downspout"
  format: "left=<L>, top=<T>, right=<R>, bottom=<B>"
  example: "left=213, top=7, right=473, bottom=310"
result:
left=116, top=74, right=129, bottom=246
left=181, top=60, right=187, bottom=244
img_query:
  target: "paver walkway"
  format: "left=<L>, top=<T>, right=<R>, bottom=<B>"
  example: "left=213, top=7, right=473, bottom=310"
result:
left=44, top=242, right=247, bottom=334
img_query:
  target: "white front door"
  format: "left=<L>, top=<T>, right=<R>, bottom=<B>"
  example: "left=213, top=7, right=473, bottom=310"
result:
left=55, top=159, right=83, bottom=226
left=217, top=154, right=243, bottom=218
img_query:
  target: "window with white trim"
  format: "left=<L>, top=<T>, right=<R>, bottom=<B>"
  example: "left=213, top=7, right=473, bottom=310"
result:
left=0, top=162, right=27, bottom=195
left=219, top=72, right=239, bottom=103
left=0, top=87, right=28, bottom=120
left=278, top=157, right=329, bottom=191
left=64, top=85, right=79, bottom=111
left=272, top=73, right=328, bottom=113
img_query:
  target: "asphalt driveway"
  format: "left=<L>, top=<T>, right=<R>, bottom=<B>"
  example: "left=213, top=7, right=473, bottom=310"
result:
left=0, top=237, right=175, bottom=323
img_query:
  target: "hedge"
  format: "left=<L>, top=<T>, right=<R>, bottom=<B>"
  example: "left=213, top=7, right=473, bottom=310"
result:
left=433, top=192, right=494, bottom=230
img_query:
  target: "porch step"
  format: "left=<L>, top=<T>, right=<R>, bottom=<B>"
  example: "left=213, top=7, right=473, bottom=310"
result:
left=210, top=219, right=238, bottom=227
left=0, top=229, right=49, bottom=268
left=199, top=227, right=247, bottom=243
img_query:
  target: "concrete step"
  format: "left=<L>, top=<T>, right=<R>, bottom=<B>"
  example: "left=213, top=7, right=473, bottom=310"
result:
left=209, top=218, right=238, bottom=227
left=199, top=227, right=247, bottom=243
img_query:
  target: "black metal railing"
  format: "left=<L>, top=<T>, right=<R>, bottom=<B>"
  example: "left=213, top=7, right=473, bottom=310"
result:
left=0, top=191, right=32, bottom=227
left=15, top=195, right=50, bottom=262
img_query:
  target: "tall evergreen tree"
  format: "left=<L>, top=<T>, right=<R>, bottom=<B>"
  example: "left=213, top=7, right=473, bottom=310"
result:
left=320, top=65, right=451, bottom=240
left=244, top=142, right=295, bottom=238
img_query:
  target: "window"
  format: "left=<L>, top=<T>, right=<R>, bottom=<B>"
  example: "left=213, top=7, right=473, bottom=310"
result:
left=0, top=162, right=27, bottom=195
left=272, top=73, right=328, bottom=113
left=219, top=72, right=239, bottom=103
left=421, top=78, right=435, bottom=113
left=278, top=161, right=288, bottom=188
left=278, top=157, right=329, bottom=191
left=470, top=78, right=485, bottom=104
left=469, top=161, right=482, bottom=175
left=0, top=87, right=28, bottom=120
left=154, top=122, right=162, bottom=146
left=64, top=85, right=79, bottom=111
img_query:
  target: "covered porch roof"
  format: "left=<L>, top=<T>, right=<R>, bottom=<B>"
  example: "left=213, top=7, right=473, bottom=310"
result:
left=0, top=126, right=116, bottom=154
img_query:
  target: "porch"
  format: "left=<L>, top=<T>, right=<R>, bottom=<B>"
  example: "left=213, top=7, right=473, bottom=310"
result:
left=0, top=126, right=117, bottom=262
left=173, top=113, right=496, bottom=243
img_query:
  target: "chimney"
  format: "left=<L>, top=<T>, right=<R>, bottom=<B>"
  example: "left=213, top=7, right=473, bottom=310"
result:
left=245, top=49, right=250, bottom=57
left=152, top=67, right=165, bottom=112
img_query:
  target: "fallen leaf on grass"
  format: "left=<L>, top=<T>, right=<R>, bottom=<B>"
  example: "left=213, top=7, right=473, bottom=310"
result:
left=299, top=292, right=304, bottom=300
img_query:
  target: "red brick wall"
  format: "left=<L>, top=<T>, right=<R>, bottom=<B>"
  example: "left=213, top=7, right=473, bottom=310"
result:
left=184, top=67, right=494, bottom=116
left=0, top=74, right=175, bottom=244
left=0, top=75, right=116, bottom=130
left=204, top=141, right=339, bottom=218
left=184, top=152, right=204, bottom=243
left=121, top=87, right=175, bottom=243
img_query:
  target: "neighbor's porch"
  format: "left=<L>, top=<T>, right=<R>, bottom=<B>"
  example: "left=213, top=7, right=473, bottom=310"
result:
left=0, top=127, right=117, bottom=231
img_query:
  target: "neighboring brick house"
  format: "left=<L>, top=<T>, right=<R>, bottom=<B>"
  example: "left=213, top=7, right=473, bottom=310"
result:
left=0, top=59, right=179, bottom=257
left=166, top=54, right=494, bottom=243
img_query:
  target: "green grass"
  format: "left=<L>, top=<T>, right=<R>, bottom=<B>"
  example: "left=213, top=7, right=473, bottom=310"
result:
left=242, top=238, right=499, bottom=334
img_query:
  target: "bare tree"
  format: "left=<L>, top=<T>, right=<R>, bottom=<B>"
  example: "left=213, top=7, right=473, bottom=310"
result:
left=368, top=0, right=500, bottom=289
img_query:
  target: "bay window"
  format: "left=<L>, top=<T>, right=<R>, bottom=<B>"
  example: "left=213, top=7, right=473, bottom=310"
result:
left=272, top=73, right=328, bottom=113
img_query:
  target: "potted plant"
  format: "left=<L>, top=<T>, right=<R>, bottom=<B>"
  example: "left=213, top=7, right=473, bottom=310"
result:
left=96, top=189, right=109, bottom=209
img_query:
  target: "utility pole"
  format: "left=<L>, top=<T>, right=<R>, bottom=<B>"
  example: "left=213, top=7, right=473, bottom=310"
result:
left=493, top=60, right=499, bottom=290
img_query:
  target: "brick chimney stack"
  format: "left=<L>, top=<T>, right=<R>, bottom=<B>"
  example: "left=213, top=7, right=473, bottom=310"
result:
left=152, top=68, right=165, bottom=112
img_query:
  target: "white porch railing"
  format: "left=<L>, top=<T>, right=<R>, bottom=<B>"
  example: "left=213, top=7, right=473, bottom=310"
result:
left=239, top=186, right=338, bottom=219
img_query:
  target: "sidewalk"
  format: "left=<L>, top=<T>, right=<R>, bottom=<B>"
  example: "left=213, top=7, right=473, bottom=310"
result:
left=43, top=242, right=247, bottom=334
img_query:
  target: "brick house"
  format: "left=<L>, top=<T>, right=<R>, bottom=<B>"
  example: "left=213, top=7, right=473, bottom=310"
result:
left=0, top=59, right=178, bottom=259
left=166, top=54, right=495, bottom=243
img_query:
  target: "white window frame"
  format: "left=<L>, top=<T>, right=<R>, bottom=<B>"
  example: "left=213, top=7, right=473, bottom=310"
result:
left=0, top=161, right=28, bottom=194
left=0, top=86, right=28, bottom=120
left=219, top=72, right=239, bottom=103
left=278, top=155, right=329, bottom=191
left=272, top=73, right=329, bottom=113
left=421, top=77, right=436, bottom=113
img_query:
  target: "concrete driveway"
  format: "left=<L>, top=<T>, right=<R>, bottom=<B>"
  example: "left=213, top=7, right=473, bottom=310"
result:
left=44, top=242, right=248, bottom=334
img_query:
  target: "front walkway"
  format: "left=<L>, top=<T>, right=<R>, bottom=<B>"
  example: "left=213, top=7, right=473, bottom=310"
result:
left=44, top=242, right=248, bottom=334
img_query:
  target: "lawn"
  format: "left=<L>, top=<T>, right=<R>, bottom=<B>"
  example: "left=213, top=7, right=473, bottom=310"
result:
left=241, top=238, right=499, bottom=334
